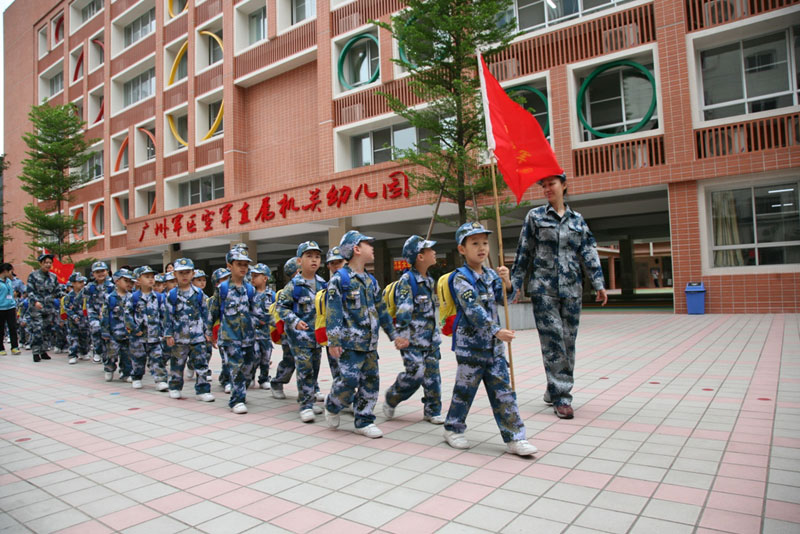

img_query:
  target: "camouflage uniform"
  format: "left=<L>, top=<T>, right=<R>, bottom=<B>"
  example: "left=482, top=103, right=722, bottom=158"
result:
left=444, top=265, right=526, bottom=444
left=65, top=288, right=90, bottom=358
left=125, top=290, right=166, bottom=383
left=510, top=204, right=604, bottom=407
left=384, top=267, right=442, bottom=418
left=85, top=275, right=115, bottom=362
left=271, top=258, right=299, bottom=392
left=278, top=272, right=326, bottom=411
left=251, top=286, right=275, bottom=386
left=26, top=268, right=59, bottom=355
left=325, top=265, right=397, bottom=429
left=165, top=285, right=211, bottom=394
left=101, top=289, right=131, bottom=376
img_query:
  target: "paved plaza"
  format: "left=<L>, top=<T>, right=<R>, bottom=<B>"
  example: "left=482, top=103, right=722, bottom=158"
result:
left=1, top=312, right=799, bottom=534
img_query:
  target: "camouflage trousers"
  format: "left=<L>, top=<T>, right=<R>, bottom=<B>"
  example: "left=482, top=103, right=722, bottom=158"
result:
left=248, top=339, right=273, bottom=385
left=28, top=309, right=55, bottom=354
left=220, top=342, right=254, bottom=408
left=90, top=319, right=107, bottom=361
left=532, top=295, right=581, bottom=407
left=325, top=349, right=379, bottom=429
left=218, top=344, right=231, bottom=386
left=169, top=342, right=211, bottom=394
left=385, top=348, right=442, bottom=417
left=54, top=320, right=67, bottom=350
left=105, top=337, right=132, bottom=376
left=67, top=321, right=90, bottom=358
left=131, top=338, right=165, bottom=382
left=444, top=351, right=526, bottom=443
left=294, top=346, right=321, bottom=411
left=327, top=348, right=341, bottom=382
left=270, top=343, right=295, bottom=390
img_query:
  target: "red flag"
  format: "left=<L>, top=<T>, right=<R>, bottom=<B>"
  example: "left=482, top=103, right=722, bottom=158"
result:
left=51, top=257, right=74, bottom=284
left=478, top=53, right=564, bottom=204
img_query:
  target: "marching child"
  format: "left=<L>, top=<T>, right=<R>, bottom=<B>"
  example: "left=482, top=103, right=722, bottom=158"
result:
left=383, top=235, right=445, bottom=424
left=125, top=266, right=169, bottom=391
left=249, top=263, right=275, bottom=389
left=207, top=249, right=256, bottom=414
left=208, top=268, right=230, bottom=389
left=323, top=247, right=346, bottom=382
left=270, top=258, right=299, bottom=397
left=278, top=242, right=327, bottom=423
left=101, top=269, right=133, bottom=383
left=186, top=270, right=208, bottom=380
left=154, top=274, right=166, bottom=294
left=85, top=261, right=114, bottom=364
left=164, top=258, right=214, bottom=402
left=164, top=271, right=177, bottom=293
left=442, top=222, right=537, bottom=456
left=324, top=231, right=409, bottom=438
left=65, top=274, right=90, bottom=364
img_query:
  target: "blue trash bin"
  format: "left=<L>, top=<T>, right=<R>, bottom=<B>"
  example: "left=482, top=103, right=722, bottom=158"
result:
left=685, top=282, right=705, bottom=315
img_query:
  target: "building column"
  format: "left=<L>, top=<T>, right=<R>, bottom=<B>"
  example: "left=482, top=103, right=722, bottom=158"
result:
left=162, top=246, right=180, bottom=271
left=609, top=254, right=617, bottom=290
left=619, top=238, right=635, bottom=298
left=230, top=232, right=256, bottom=261
left=327, top=217, right=352, bottom=250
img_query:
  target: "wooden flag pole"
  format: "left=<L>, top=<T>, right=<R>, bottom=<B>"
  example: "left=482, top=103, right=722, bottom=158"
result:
left=490, top=160, right=515, bottom=390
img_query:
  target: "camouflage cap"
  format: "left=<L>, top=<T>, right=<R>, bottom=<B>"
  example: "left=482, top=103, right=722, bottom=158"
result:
left=173, top=258, right=195, bottom=271
left=455, top=221, right=492, bottom=245
left=402, top=235, right=437, bottom=266
left=193, top=269, right=207, bottom=279
left=91, top=261, right=109, bottom=272
left=338, top=230, right=374, bottom=260
left=37, top=253, right=55, bottom=263
left=164, top=271, right=176, bottom=281
left=211, top=268, right=231, bottom=285
left=226, top=248, right=252, bottom=265
left=134, top=265, right=156, bottom=277
left=250, top=263, right=271, bottom=277
left=154, top=274, right=165, bottom=283
left=283, top=257, right=299, bottom=278
left=112, top=268, right=134, bottom=281
left=326, top=246, right=345, bottom=263
left=296, top=241, right=322, bottom=257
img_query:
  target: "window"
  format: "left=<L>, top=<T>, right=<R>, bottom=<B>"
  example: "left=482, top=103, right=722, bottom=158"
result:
left=83, top=151, right=103, bottom=180
left=507, top=84, right=550, bottom=136
left=53, top=16, right=64, bottom=44
left=292, top=0, right=315, bottom=25
left=144, top=129, right=156, bottom=160
left=710, top=181, right=800, bottom=266
left=175, top=50, right=188, bottom=80
left=147, top=190, right=156, bottom=211
left=93, top=204, right=105, bottom=235
left=502, top=0, right=631, bottom=32
left=700, top=27, right=800, bottom=121
left=351, top=123, right=434, bottom=168
left=169, top=0, right=188, bottom=18
left=124, top=8, right=156, bottom=47
left=208, top=101, right=223, bottom=136
left=49, top=71, right=64, bottom=96
left=73, top=100, right=84, bottom=121
left=249, top=7, right=267, bottom=45
left=118, top=144, right=129, bottom=170
left=578, top=60, right=658, bottom=141
left=208, top=30, right=223, bottom=65
left=81, top=0, right=102, bottom=23
left=339, top=33, right=379, bottom=90
left=179, top=173, right=225, bottom=207
left=124, top=68, right=156, bottom=108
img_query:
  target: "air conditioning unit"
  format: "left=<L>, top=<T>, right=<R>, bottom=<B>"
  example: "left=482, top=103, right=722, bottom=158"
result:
left=489, top=58, right=518, bottom=81
left=703, top=128, right=747, bottom=157
left=341, top=103, right=363, bottom=124
left=703, top=0, right=747, bottom=26
left=338, top=13, right=360, bottom=35
left=612, top=144, right=649, bottom=171
left=602, top=23, right=640, bottom=53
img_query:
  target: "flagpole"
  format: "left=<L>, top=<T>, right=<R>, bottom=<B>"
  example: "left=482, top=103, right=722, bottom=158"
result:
left=490, top=158, right=515, bottom=391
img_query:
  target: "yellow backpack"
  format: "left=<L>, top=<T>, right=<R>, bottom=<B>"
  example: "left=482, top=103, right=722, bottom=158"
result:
left=436, top=266, right=477, bottom=337
left=381, top=271, right=419, bottom=320
left=269, top=288, right=284, bottom=343
left=314, top=289, right=328, bottom=346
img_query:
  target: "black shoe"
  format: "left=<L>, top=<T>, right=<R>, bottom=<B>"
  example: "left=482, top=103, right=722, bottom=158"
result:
left=33, top=354, right=41, bottom=362
left=40, top=353, right=52, bottom=360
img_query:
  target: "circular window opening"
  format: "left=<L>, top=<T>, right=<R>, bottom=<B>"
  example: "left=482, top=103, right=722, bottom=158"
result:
left=338, top=33, right=380, bottom=91
left=506, top=85, right=550, bottom=136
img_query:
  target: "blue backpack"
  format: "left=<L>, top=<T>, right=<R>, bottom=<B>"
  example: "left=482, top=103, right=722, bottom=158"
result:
left=167, top=287, right=204, bottom=309
left=219, top=280, right=254, bottom=309
left=290, top=277, right=327, bottom=315
left=130, top=290, right=165, bottom=310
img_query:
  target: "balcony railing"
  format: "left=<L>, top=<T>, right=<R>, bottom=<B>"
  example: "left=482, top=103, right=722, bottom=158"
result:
left=573, top=135, right=665, bottom=177
left=685, top=0, right=797, bottom=32
left=331, top=0, right=404, bottom=37
left=695, top=112, right=800, bottom=159
left=334, top=78, right=425, bottom=126
left=234, top=21, right=316, bottom=80
left=164, top=13, right=188, bottom=44
left=196, top=64, right=223, bottom=95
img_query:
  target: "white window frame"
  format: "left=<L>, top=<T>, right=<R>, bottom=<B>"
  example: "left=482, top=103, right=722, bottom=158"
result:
left=503, top=0, right=634, bottom=34
left=123, top=7, right=156, bottom=48
left=88, top=198, right=105, bottom=238
left=135, top=181, right=157, bottom=217
left=123, top=67, right=156, bottom=108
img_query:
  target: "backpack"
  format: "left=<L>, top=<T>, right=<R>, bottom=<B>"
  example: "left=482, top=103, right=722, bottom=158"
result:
left=59, top=296, right=68, bottom=321
left=314, top=289, right=328, bottom=346
left=219, top=280, right=255, bottom=309
left=382, top=270, right=419, bottom=319
left=290, top=277, right=327, bottom=315
left=106, top=293, right=127, bottom=327
left=130, top=290, right=165, bottom=310
left=269, top=289, right=285, bottom=343
left=436, top=266, right=477, bottom=348
left=168, top=287, right=204, bottom=309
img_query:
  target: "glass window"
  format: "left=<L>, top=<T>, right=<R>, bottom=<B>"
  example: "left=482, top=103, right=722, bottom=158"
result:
left=179, top=173, right=225, bottom=207
left=701, top=27, right=799, bottom=120
left=123, top=68, right=155, bottom=108
left=341, top=35, right=379, bottom=90
left=145, top=129, right=156, bottom=160
left=208, top=101, right=223, bottom=135
left=146, top=190, right=156, bottom=212
left=49, top=71, right=64, bottom=95
left=124, top=8, right=155, bottom=48
left=351, top=124, right=432, bottom=168
left=176, top=115, right=188, bottom=144
left=119, top=144, right=128, bottom=170
left=292, top=0, right=315, bottom=25
left=249, top=7, right=267, bottom=45
left=507, top=85, right=550, bottom=136
left=81, top=0, right=102, bottom=23
left=710, top=181, right=800, bottom=266
left=94, top=205, right=104, bottom=234
left=175, top=52, right=188, bottom=81
left=208, top=31, right=223, bottom=65
left=508, top=0, right=629, bottom=32
left=82, top=150, right=103, bottom=180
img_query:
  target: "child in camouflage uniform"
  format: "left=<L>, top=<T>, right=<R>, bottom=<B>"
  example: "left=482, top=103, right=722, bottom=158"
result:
left=125, top=266, right=169, bottom=391
left=208, top=267, right=230, bottom=388
left=65, top=273, right=90, bottom=364
left=26, top=253, right=59, bottom=362
left=324, top=231, right=409, bottom=438
left=270, top=257, right=299, bottom=397
left=249, top=263, right=275, bottom=389
left=165, top=258, right=214, bottom=402
left=442, top=222, right=537, bottom=456
left=186, top=269, right=208, bottom=381
left=85, top=261, right=115, bottom=364
left=101, top=269, right=133, bottom=383
left=383, top=235, right=445, bottom=424
left=323, top=247, right=346, bottom=383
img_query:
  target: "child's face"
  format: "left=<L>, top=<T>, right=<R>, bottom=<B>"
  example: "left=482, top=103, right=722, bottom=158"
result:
left=458, top=234, right=489, bottom=266
left=300, top=251, right=321, bottom=276
left=73, top=281, right=85, bottom=292
left=415, top=248, right=436, bottom=271
left=125, top=279, right=134, bottom=291
left=175, top=270, right=193, bottom=287
left=115, top=278, right=129, bottom=292
left=139, top=273, right=155, bottom=290
left=327, top=259, right=345, bottom=273
left=192, top=277, right=207, bottom=289
left=217, top=276, right=230, bottom=287
left=94, top=269, right=108, bottom=282
left=228, top=260, right=250, bottom=280
left=353, top=241, right=374, bottom=262
left=166, top=264, right=175, bottom=273
left=154, top=281, right=165, bottom=292
left=251, top=273, right=266, bottom=289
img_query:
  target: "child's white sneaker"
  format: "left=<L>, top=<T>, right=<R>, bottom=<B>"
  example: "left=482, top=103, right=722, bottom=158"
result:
left=506, top=440, right=538, bottom=456
left=104, top=372, right=113, bottom=382
left=324, top=407, right=340, bottom=428
left=382, top=403, right=395, bottom=419
left=187, top=370, right=195, bottom=379
left=169, top=390, right=182, bottom=399
left=80, top=354, right=90, bottom=360
left=131, top=380, right=143, bottom=389
left=124, top=376, right=132, bottom=383
left=92, top=354, right=101, bottom=363
left=68, top=357, right=77, bottom=365
left=315, top=391, right=325, bottom=402
left=424, top=414, right=446, bottom=425
left=196, top=393, right=215, bottom=402
left=259, top=382, right=270, bottom=390
left=156, top=382, right=169, bottom=391
left=444, top=430, right=470, bottom=449
left=271, top=388, right=286, bottom=399
left=231, top=403, right=248, bottom=414
left=224, top=383, right=232, bottom=394
left=312, top=405, right=323, bottom=415
left=355, top=424, right=383, bottom=439
left=300, top=409, right=315, bottom=422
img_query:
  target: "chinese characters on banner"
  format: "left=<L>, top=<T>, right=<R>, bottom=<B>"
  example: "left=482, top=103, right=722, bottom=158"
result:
left=140, top=172, right=409, bottom=242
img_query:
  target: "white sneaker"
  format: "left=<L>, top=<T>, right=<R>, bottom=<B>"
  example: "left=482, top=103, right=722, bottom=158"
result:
left=68, top=357, right=77, bottom=365
left=444, top=430, right=470, bottom=449
left=424, top=414, right=446, bottom=425
left=506, top=440, right=538, bottom=456
left=315, top=391, right=325, bottom=402
left=324, top=407, right=340, bottom=428
left=354, top=424, right=383, bottom=439
left=382, top=403, right=395, bottom=419
left=543, top=391, right=553, bottom=406
left=131, top=380, right=143, bottom=389
left=231, top=403, right=248, bottom=414
left=196, top=393, right=215, bottom=402
left=169, top=390, right=182, bottom=399
left=300, top=409, right=315, bottom=423
left=80, top=354, right=90, bottom=361
left=271, top=388, right=286, bottom=399
left=312, top=405, right=323, bottom=415
left=156, top=382, right=169, bottom=391
left=224, top=383, right=232, bottom=394
left=93, top=354, right=101, bottom=363
left=259, top=382, right=271, bottom=390
left=104, top=372, right=113, bottom=382
left=125, top=376, right=132, bottom=383
left=187, top=370, right=195, bottom=379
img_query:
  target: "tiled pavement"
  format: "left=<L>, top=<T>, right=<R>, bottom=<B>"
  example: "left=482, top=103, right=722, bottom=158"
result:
left=1, top=313, right=799, bottom=534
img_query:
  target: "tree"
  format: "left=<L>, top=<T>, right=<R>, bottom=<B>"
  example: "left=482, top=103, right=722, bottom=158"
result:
left=375, top=0, right=519, bottom=228
left=15, top=102, right=98, bottom=267
left=0, top=154, right=11, bottom=259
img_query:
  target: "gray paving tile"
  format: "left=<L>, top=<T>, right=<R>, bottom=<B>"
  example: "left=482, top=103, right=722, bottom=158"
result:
left=342, top=501, right=405, bottom=528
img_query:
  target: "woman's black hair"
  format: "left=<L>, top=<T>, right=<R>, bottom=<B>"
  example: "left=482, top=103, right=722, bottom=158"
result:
left=0, top=263, right=13, bottom=273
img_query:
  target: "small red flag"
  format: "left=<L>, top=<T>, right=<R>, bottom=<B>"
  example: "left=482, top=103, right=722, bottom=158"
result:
left=478, top=53, right=564, bottom=203
left=51, top=257, right=74, bottom=284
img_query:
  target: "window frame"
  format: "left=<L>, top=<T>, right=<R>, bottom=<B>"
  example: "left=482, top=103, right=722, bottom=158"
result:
left=249, top=6, right=268, bottom=45
left=350, top=122, right=432, bottom=169
left=123, top=7, right=156, bottom=48
left=337, top=32, right=380, bottom=92
left=178, top=172, right=225, bottom=207
left=123, top=67, right=156, bottom=108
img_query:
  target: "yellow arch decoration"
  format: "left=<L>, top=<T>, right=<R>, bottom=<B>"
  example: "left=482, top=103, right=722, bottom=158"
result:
left=198, top=30, right=224, bottom=58
left=167, top=114, right=188, bottom=147
left=168, top=40, right=188, bottom=86
left=202, top=100, right=224, bottom=140
left=168, top=0, right=189, bottom=19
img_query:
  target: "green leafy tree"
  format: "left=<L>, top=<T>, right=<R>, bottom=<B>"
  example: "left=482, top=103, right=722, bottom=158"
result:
left=375, top=0, right=519, bottom=228
left=1, top=153, right=11, bottom=258
left=15, top=103, right=98, bottom=268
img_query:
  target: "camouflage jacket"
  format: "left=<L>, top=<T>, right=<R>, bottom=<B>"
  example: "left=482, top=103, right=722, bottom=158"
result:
left=165, top=286, right=209, bottom=344
left=85, top=279, right=115, bottom=323
left=326, top=266, right=397, bottom=352
left=64, top=289, right=88, bottom=327
left=395, top=268, right=441, bottom=350
left=208, top=282, right=255, bottom=346
left=453, top=266, right=511, bottom=359
left=124, top=291, right=166, bottom=343
left=26, top=269, right=59, bottom=310
left=510, top=204, right=604, bottom=299
left=101, top=291, right=130, bottom=340
left=278, top=274, right=326, bottom=349
left=253, top=289, right=275, bottom=342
